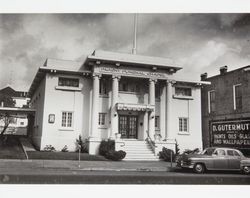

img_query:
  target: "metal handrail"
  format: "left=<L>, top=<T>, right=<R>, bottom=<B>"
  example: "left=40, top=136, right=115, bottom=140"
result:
left=146, top=130, right=156, bottom=153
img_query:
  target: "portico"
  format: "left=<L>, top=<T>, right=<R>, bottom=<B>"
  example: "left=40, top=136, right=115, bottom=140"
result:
left=87, top=50, right=183, bottom=154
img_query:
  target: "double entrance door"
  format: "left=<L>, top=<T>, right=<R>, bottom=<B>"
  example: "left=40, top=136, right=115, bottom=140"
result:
left=119, top=115, right=138, bottom=139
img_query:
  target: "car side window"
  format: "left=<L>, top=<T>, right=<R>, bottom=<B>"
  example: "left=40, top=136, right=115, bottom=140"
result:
left=227, top=150, right=234, bottom=156
left=217, top=149, right=226, bottom=156
left=233, top=150, right=240, bottom=156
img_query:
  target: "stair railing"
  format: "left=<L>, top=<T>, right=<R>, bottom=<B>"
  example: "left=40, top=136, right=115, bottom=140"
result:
left=146, top=130, right=156, bottom=154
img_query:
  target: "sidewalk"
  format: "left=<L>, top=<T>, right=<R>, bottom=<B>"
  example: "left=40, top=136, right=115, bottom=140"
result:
left=0, top=159, right=176, bottom=172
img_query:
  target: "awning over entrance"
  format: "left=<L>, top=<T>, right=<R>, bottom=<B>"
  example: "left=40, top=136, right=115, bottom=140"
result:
left=116, top=103, right=154, bottom=112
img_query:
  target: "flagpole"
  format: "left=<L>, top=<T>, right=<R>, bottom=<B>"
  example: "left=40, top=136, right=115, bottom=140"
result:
left=132, top=13, right=138, bottom=55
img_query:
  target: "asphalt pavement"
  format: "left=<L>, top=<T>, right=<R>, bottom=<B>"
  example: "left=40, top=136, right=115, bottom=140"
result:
left=0, top=159, right=249, bottom=184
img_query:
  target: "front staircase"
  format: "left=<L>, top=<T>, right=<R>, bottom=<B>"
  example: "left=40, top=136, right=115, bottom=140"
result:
left=122, top=140, right=159, bottom=161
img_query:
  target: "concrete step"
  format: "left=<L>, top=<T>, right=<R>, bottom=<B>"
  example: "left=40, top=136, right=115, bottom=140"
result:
left=122, top=140, right=158, bottom=161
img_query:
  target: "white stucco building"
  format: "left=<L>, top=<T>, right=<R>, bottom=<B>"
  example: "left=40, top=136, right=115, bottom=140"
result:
left=28, top=50, right=209, bottom=159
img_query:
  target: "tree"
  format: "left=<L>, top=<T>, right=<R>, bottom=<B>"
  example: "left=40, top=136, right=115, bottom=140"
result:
left=0, top=94, right=15, bottom=142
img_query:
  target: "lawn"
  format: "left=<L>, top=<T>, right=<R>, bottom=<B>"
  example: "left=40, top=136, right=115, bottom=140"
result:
left=27, top=151, right=108, bottom=161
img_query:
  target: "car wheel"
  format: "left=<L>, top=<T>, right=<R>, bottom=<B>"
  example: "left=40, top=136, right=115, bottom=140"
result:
left=193, top=163, right=205, bottom=174
left=242, top=166, right=250, bottom=174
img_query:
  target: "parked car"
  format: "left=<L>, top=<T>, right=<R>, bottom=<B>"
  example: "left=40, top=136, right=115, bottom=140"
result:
left=177, top=147, right=250, bottom=174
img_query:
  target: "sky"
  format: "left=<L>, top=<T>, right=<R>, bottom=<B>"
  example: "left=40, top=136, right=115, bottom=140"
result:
left=1, top=13, right=250, bottom=91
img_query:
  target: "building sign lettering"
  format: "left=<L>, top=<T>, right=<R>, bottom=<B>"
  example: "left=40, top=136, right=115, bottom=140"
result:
left=96, top=66, right=167, bottom=79
left=211, top=119, right=250, bottom=148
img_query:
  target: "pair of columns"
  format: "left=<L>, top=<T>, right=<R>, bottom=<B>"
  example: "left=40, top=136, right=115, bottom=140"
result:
left=90, top=74, right=119, bottom=139
left=90, top=74, right=173, bottom=141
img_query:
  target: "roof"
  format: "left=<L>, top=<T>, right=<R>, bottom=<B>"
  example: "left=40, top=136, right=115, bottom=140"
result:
left=43, top=58, right=86, bottom=72
left=86, top=50, right=182, bottom=71
left=205, top=65, right=250, bottom=80
left=0, top=86, right=28, bottom=98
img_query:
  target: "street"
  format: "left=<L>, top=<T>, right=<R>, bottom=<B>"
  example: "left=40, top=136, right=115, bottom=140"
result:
left=0, top=167, right=249, bottom=184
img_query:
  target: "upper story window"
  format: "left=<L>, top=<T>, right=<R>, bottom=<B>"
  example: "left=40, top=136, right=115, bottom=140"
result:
left=175, top=87, right=192, bottom=97
left=99, top=80, right=108, bottom=95
left=58, top=77, right=79, bottom=87
left=119, top=81, right=140, bottom=93
left=208, top=90, right=215, bottom=113
left=233, top=84, right=242, bottom=110
left=155, top=85, right=160, bottom=99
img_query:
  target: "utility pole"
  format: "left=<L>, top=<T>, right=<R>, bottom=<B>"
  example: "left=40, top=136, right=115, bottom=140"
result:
left=132, top=14, right=138, bottom=55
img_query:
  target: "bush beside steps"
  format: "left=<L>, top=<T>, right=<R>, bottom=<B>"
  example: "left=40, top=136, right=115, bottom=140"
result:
left=99, top=139, right=126, bottom=161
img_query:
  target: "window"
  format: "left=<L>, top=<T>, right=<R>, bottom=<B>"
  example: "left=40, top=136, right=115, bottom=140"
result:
left=179, top=117, right=188, bottom=132
left=20, top=122, right=24, bottom=126
left=119, top=82, right=128, bottom=92
left=233, top=84, right=242, bottom=110
left=155, top=116, right=160, bottom=130
left=119, top=80, right=140, bottom=93
left=155, top=85, right=160, bottom=99
left=58, top=77, right=79, bottom=87
left=61, top=112, right=73, bottom=128
left=99, top=80, right=108, bottom=95
left=233, top=150, right=240, bottom=156
left=216, top=149, right=226, bottom=156
left=175, top=87, right=192, bottom=97
left=98, top=113, right=106, bottom=126
left=227, top=150, right=234, bottom=156
left=208, top=90, right=215, bottom=113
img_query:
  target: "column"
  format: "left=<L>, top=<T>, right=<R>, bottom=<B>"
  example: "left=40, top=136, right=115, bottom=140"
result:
left=160, top=84, right=166, bottom=139
left=91, top=74, right=101, bottom=138
left=110, top=75, right=120, bottom=139
left=166, top=80, right=172, bottom=140
left=148, top=78, right=156, bottom=139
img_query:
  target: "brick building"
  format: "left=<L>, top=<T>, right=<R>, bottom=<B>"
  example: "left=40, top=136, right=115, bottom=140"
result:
left=201, top=65, right=250, bottom=155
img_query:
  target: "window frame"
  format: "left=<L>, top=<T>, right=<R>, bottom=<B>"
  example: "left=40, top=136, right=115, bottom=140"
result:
left=175, top=87, right=192, bottom=97
left=208, top=90, right=216, bottom=114
left=98, top=113, right=107, bottom=128
left=60, top=111, right=74, bottom=130
left=58, top=77, right=80, bottom=88
left=155, top=116, right=160, bottom=131
left=233, top=84, right=242, bottom=110
left=99, top=79, right=108, bottom=96
left=178, top=117, right=189, bottom=134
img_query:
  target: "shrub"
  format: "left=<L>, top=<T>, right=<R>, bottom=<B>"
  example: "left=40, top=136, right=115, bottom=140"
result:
left=159, top=147, right=175, bottom=162
left=99, top=139, right=115, bottom=156
left=75, top=135, right=88, bottom=153
left=105, top=150, right=126, bottom=161
left=99, top=139, right=126, bottom=161
left=43, top=145, right=56, bottom=152
left=61, top=145, right=68, bottom=152
left=175, top=140, right=180, bottom=156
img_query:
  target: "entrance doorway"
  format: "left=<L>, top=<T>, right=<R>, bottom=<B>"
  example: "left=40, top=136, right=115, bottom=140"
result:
left=119, top=115, right=138, bottom=139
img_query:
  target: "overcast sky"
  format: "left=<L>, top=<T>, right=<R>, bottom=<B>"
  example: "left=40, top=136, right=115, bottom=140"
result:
left=0, top=13, right=250, bottom=91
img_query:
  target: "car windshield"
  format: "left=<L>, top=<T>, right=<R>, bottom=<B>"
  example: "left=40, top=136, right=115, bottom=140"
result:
left=202, top=148, right=216, bottom=155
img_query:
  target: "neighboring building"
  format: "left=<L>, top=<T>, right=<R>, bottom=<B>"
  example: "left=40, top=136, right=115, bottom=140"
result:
left=0, top=86, right=30, bottom=135
left=28, top=50, right=208, bottom=157
left=201, top=65, right=250, bottom=154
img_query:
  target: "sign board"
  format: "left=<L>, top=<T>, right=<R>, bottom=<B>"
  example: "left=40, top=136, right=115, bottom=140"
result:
left=94, top=65, right=169, bottom=79
left=211, top=119, right=250, bottom=149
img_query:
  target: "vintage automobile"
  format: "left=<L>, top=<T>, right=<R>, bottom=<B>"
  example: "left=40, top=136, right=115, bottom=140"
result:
left=177, top=147, right=250, bottom=174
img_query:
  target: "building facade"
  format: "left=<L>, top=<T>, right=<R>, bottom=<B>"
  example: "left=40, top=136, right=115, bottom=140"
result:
left=201, top=65, right=250, bottom=155
left=0, top=86, right=30, bottom=135
left=29, top=50, right=208, bottom=156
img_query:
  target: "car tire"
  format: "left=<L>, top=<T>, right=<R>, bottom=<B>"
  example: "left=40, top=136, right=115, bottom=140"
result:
left=242, top=166, right=250, bottom=175
left=193, top=163, right=205, bottom=174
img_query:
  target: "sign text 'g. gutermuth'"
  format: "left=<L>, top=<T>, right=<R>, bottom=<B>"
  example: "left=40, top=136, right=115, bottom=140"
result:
left=211, top=119, right=250, bottom=148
